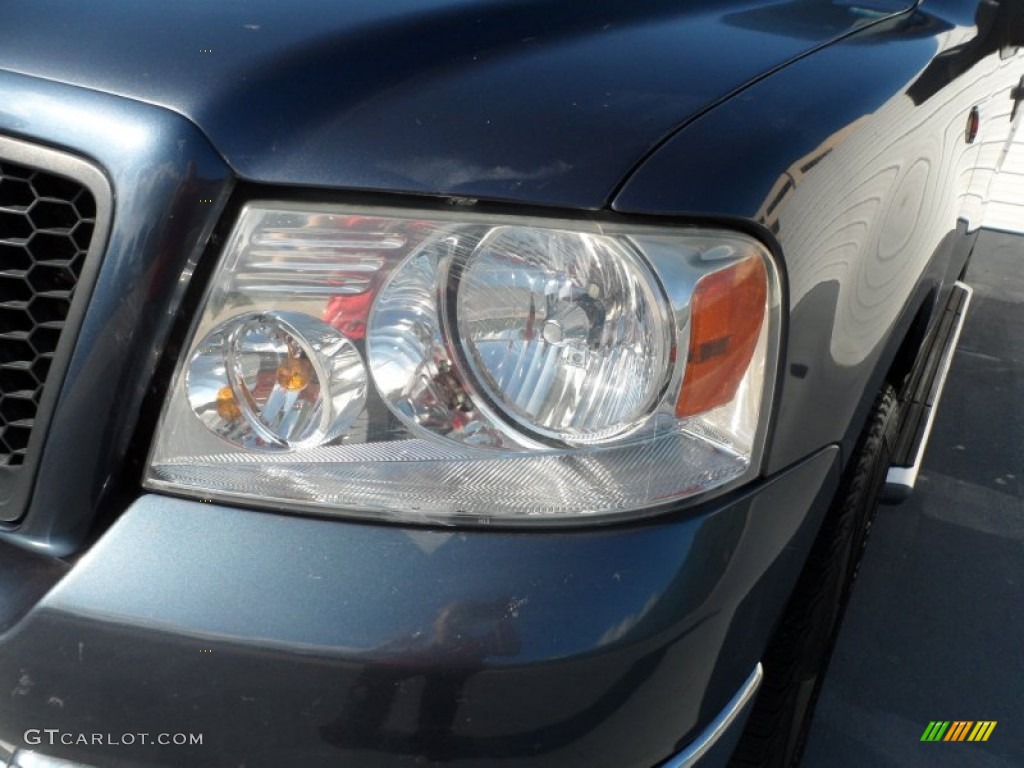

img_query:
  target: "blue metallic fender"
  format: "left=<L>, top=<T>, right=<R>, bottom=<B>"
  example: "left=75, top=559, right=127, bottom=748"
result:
left=0, top=449, right=838, bottom=768
left=612, top=1, right=1022, bottom=473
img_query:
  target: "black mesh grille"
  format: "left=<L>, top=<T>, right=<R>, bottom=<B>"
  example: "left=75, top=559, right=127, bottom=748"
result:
left=0, top=160, right=95, bottom=467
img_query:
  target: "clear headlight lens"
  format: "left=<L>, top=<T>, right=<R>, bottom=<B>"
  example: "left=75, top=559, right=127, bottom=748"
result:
left=145, top=204, right=780, bottom=524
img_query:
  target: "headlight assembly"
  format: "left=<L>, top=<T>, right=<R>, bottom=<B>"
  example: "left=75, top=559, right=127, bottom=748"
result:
left=145, top=203, right=781, bottom=524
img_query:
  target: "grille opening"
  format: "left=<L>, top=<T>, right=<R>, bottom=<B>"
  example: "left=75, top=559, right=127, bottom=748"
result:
left=30, top=173, right=83, bottom=201
left=0, top=162, right=32, bottom=181
left=0, top=213, right=32, bottom=239
left=0, top=396, right=35, bottom=424
left=0, top=307, right=33, bottom=334
left=0, top=159, right=95, bottom=467
left=29, top=200, right=79, bottom=231
left=0, top=179, right=33, bottom=209
left=29, top=232, right=78, bottom=262
left=0, top=368, right=36, bottom=392
left=2, top=282, right=33, bottom=303
left=0, top=423, right=33, bottom=461
left=31, top=356, right=51, bottom=383
left=0, top=243, right=32, bottom=270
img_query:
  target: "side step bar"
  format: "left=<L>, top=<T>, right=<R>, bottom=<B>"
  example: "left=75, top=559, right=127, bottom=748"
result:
left=885, top=281, right=973, bottom=501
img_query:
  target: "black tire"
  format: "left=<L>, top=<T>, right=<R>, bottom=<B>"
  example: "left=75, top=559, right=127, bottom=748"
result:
left=729, top=384, right=901, bottom=768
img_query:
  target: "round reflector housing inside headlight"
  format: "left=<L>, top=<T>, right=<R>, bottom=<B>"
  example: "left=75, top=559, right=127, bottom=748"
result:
left=454, top=226, right=672, bottom=444
left=185, top=310, right=367, bottom=450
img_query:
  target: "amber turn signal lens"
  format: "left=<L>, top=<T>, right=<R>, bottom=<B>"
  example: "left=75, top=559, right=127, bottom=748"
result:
left=276, top=356, right=313, bottom=391
left=215, top=386, right=241, bottom=421
left=675, top=254, right=767, bottom=418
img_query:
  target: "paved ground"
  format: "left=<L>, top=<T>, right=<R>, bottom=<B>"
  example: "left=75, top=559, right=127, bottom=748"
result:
left=803, top=228, right=1024, bottom=767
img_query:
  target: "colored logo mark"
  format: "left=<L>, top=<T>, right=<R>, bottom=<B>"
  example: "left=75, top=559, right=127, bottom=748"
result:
left=921, top=721, right=997, bottom=742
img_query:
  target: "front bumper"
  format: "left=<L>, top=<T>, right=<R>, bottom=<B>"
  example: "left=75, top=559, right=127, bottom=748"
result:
left=0, top=447, right=837, bottom=768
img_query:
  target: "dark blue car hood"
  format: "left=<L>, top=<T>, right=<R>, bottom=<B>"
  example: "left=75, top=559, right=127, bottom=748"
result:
left=0, top=0, right=910, bottom=208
